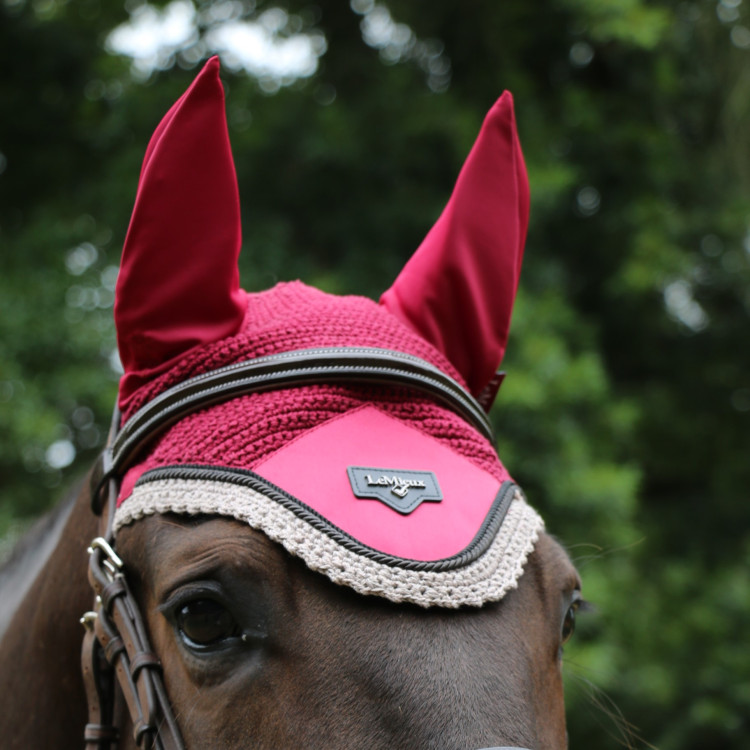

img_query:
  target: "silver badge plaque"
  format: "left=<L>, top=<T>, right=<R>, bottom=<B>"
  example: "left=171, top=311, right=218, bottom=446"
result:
left=347, top=466, right=443, bottom=514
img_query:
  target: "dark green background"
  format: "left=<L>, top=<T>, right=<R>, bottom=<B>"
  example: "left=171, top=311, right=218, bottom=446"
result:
left=1, top=1, right=749, bottom=747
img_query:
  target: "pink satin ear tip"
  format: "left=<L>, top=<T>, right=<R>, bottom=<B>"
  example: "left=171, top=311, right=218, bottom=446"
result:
left=189, top=56, right=223, bottom=97
left=494, top=90, right=515, bottom=111
left=199, top=56, right=222, bottom=84
left=175, top=56, right=223, bottom=103
left=495, top=90, right=514, bottom=107
left=485, top=91, right=519, bottom=135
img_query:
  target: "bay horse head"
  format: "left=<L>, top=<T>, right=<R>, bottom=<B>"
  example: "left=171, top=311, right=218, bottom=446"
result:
left=0, top=57, right=582, bottom=749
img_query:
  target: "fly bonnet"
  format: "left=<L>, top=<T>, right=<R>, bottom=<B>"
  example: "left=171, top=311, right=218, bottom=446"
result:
left=107, top=57, right=543, bottom=609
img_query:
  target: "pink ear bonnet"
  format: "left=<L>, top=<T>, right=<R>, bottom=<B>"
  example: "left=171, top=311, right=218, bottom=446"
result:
left=110, top=57, right=543, bottom=608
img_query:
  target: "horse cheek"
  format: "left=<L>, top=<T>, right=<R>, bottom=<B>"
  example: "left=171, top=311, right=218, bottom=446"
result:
left=537, top=664, right=568, bottom=750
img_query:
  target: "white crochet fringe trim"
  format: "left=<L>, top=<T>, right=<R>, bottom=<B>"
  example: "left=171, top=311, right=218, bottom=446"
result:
left=113, top=478, right=544, bottom=609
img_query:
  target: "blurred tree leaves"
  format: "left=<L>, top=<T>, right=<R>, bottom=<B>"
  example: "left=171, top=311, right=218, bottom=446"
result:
left=1, top=0, right=749, bottom=747
left=560, top=0, right=671, bottom=48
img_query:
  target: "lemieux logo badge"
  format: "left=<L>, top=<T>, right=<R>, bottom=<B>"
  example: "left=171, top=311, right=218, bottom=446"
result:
left=347, top=467, right=443, bottom=515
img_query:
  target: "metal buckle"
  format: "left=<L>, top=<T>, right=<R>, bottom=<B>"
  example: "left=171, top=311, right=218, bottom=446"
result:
left=88, top=537, right=124, bottom=580
left=80, top=611, right=98, bottom=631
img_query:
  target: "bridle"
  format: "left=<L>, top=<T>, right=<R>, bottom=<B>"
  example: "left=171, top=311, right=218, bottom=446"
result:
left=81, top=399, right=184, bottom=750
left=79, top=347, right=529, bottom=750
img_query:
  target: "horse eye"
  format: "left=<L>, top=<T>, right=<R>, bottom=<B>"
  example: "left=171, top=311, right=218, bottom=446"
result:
left=561, top=602, right=579, bottom=645
left=176, top=599, right=239, bottom=647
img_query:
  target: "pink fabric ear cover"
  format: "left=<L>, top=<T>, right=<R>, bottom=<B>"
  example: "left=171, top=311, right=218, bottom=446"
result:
left=115, top=57, right=246, bottom=415
left=253, top=406, right=509, bottom=560
left=115, top=57, right=529, bottom=419
left=110, top=59, right=544, bottom=600
left=380, top=93, right=529, bottom=398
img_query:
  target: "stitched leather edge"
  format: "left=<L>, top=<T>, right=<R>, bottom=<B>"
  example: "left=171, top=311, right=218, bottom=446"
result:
left=110, top=348, right=494, bottom=473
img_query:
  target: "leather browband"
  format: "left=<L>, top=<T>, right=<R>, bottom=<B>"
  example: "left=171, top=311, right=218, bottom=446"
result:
left=91, top=347, right=495, bottom=511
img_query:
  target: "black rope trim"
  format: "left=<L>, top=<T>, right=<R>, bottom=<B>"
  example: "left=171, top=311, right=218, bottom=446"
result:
left=134, top=465, right=518, bottom=573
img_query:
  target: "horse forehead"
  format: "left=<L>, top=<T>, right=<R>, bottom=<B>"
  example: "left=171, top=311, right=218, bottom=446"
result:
left=128, top=515, right=547, bottom=662
left=121, top=513, right=575, bottom=625
left=121, top=512, right=575, bottom=591
left=118, top=513, right=288, bottom=587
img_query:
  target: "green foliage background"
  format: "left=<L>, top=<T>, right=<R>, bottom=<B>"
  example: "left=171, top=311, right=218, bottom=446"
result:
left=1, top=0, right=749, bottom=746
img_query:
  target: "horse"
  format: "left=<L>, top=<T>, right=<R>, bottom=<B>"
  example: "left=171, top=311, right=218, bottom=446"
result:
left=0, top=57, right=583, bottom=749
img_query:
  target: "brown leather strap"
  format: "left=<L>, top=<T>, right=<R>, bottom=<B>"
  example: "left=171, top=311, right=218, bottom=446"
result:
left=82, top=446, right=185, bottom=750
left=81, top=625, right=119, bottom=750
left=86, top=535, right=185, bottom=750
left=84, top=725, right=120, bottom=743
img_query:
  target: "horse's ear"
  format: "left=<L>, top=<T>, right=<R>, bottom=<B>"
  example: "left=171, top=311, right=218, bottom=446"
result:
left=380, top=93, right=529, bottom=404
left=115, top=56, right=246, bottom=412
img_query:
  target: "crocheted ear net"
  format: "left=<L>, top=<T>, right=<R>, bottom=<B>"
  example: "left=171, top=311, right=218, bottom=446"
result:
left=113, top=282, right=543, bottom=608
left=119, top=281, right=504, bottom=491
left=111, top=58, right=543, bottom=608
